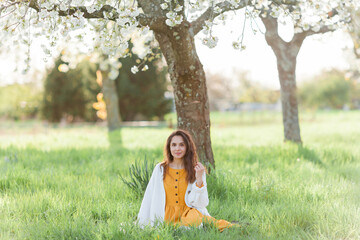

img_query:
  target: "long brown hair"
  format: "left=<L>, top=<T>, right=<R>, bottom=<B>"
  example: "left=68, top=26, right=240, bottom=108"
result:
left=160, top=129, right=198, bottom=183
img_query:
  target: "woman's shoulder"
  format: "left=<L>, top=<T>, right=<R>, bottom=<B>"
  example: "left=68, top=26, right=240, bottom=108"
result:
left=154, top=162, right=164, bottom=173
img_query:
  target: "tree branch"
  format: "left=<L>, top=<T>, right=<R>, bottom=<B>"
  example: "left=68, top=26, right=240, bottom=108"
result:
left=261, top=14, right=286, bottom=52
left=190, top=0, right=251, bottom=36
left=25, top=0, right=166, bottom=31
left=291, top=9, right=339, bottom=45
left=190, top=0, right=298, bottom=36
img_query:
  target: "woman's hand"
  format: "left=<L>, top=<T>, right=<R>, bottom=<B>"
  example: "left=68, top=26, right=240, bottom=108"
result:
left=194, top=162, right=205, bottom=187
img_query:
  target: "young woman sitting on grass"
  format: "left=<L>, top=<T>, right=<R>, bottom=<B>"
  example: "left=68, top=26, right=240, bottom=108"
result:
left=137, top=129, right=237, bottom=231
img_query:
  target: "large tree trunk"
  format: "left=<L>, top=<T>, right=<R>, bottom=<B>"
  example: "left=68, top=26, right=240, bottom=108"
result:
left=261, top=16, right=304, bottom=143
left=136, top=1, right=215, bottom=169
left=154, top=23, right=215, bottom=169
left=102, top=73, right=122, bottom=131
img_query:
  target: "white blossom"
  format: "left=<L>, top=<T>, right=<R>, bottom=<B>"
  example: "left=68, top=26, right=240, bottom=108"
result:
left=311, top=25, right=321, bottom=32
left=218, top=14, right=227, bottom=21
left=160, top=3, right=168, bottom=10
left=302, top=23, right=310, bottom=31
left=100, top=61, right=109, bottom=71
left=202, top=36, right=218, bottom=48
left=41, top=2, right=54, bottom=10
left=174, top=15, right=183, bottom=24
left=165, top=18, right=176, bottom=27
left=109, top=69, right=119, bottom=80
left=174, top=5, right=183, bottom=12
left=141, top=65, right=149, bottom=71
left=128, top=8, right=140, bottom=18
left=59, top=2, right=68, bottom=11
left=131, top=66, right=139, bottom=74
left=86, top=5, right=97, bottom=14
left=38, top=9, right=48, bottom=19
left=232, top=41, right=240, bottom=50
left=166, top=11, right=177, bottom=19
left=214, top=6, right=222, bottom=14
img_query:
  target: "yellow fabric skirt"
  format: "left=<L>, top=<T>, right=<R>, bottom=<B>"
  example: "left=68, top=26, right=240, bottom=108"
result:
left=163, top=167, right=234, bottom=231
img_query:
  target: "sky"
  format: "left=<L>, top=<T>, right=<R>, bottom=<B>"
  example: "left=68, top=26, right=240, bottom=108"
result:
left=0, top=13, right=354, bottom=89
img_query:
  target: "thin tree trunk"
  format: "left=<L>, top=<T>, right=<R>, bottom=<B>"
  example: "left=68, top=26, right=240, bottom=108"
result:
left=261, top=16, right=303, bottom=143
left=154, top=25, right=215, bottom=169
left=277, top=57, right=302, bottom=143
left=102, top=73, right=122, bottom=131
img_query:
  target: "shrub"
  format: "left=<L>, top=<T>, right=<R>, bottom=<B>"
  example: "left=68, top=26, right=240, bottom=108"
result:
left=0, top=83, right=42, bottom=120
left=298, top=69, right=352, bottom=110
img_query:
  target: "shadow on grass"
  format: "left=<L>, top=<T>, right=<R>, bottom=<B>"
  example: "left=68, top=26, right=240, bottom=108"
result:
left=107, top=128, right=123, bottom=150
left=297, top=145, right=324, bottom=166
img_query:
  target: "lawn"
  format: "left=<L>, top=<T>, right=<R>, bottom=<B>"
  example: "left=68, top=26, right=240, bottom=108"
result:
left=0, top=111, right=359, bottom=239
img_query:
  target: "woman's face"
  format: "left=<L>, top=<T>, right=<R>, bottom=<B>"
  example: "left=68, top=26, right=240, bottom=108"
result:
left=170, top=135, right=187, bottom=160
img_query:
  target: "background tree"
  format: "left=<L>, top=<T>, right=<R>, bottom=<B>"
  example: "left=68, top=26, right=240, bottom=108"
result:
left=115, top=43, right=172, bottom=121
left=42, top=54, right=99, bottom=122
left=259, top=3, right=350, bottom=143
left=96, top=68, right=122, bottom=131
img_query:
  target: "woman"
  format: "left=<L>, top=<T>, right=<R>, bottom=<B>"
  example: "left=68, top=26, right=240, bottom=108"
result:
left=137, top=129, right=235, bottom=231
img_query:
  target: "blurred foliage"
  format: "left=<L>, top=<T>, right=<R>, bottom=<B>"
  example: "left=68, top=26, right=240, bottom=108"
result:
left=0, top=83, right=42, bottom=120
left=115, top=43, right=172, bottom=121
left=237, top=73, right=280, bottom=104
left=206, top=72, right=234, bottom=111
left=298, top=69, right=359, bottom=110
left=42, top=54, right=100, bottom=122
left=42, top=45, right=172, bottom=123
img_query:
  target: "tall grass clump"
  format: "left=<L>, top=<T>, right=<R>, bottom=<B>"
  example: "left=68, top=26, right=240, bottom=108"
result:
left=119, top=156, right=156, bottom=196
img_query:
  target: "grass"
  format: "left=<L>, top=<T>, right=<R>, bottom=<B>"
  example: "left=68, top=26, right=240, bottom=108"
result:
left=0, top=110, right=359, bottom=239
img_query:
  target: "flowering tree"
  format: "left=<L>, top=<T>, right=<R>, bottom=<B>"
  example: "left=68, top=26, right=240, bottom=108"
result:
left=3, top=0, right=355, bottom=167
left=256, top=1, right=357, bottom=143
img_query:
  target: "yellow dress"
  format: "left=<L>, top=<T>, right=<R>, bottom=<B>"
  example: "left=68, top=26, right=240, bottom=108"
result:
left=163, top=167, right=234, bottom=231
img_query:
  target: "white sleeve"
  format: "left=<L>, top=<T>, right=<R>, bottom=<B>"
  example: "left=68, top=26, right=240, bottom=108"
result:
left=187, top=172, right=209, bottom=209
left=137, top=164, right=159, bottom=227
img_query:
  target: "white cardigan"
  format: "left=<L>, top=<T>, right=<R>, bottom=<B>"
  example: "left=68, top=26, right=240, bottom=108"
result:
left=137, top=163, right=210, bottom=227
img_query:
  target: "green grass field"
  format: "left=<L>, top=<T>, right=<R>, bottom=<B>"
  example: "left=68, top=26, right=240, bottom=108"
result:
left=0, top=111, right=359, bottom=239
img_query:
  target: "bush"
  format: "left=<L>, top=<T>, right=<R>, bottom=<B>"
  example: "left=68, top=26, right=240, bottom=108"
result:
left=298, top=69, right=352, bottom=110
left=0, top=83, right=42, bottom=120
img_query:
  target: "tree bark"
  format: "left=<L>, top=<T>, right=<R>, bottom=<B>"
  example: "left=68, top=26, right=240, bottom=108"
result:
left=261, top=16, right=303, bottom=143
left=277, top=55, right=302, bottom=143
left=102, top=72, right=122, bottom=131
left=153, top=23, right=215, bottom=169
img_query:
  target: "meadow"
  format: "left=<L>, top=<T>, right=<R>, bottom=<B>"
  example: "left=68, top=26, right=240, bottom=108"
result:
left=0, top=111, right=359, bottom=239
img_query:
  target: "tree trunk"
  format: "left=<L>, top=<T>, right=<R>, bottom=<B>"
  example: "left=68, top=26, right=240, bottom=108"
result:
left=102, top=73, right=122, bottom=131
left=154, top=22, right=215, bottom=169
left=261, top=16, right=303, bottom=143
left=277, top=56, right=302, bottom=143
